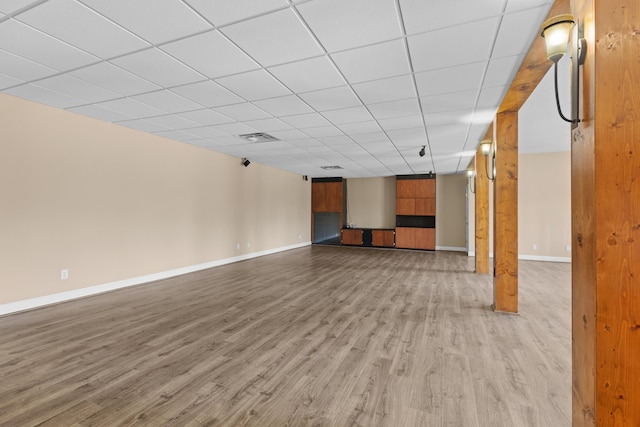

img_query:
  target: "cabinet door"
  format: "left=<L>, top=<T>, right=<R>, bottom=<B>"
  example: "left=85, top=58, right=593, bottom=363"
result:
left=341, top=229, right=363, bottom=245
left=415, top=198, right=436, bottom=216
left=395, top=227, right=415, bottom=249
left=414, top=228, right=435, bottom=250
left=396, top=179, right=416, bottom=199
left=312, top=183, right=327, bottom=212
left=325, top=182, right=343, bottom=212
left=372, top=230, right=395, bottom=247
left=416, top=179, right=436, bottom=198
left=396, top=198, right=416, bottom=215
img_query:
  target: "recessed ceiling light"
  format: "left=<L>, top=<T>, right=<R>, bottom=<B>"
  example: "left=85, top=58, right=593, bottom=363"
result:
left=238, top=132, right=280, bottom=143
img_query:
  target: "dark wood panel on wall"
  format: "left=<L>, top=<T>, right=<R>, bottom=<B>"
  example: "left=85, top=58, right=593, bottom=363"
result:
left=396, top=198, right=415, bottom=215
left=395, top=174, right=436, bottom=251
left=312, top=179, right=344, bottom=214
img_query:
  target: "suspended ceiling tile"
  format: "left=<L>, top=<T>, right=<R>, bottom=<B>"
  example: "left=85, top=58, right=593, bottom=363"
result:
left=386, top=127, right=428, bottom=145
left=253, top=95, right=313, bottom=117
left=423, top=108, right=473, bottom=126
left=400, top=0, right=505, bottom=34
left=184, top=0, right=287, bottom=26
left=243, top=117, right=292, bottom=132
left=352, top=74, right=416, bottom=105
left=505, top=0, right=552, bottom=14
left=297, top=0, right=402, bottom=52
left=269, top=129, right=308, bottom=141
left=378, top=115, right=424, bottom=131
left=35, top=74, right=120, bottom=103
left=96, top=97, right=168, bottom=118
left=321, top=106, right=373, bottom=124
left=478, top=85, right=507, bottom=108
left=301, top=125, right=344, bottom=138
left=110, top=48, right=204, bottom=88
left=79, top=0, right=211, bottom=44
left=336, top=120, right=381, bottom=135
left=173, top=126, right=225, bottom=139
left=132, top=90, right=203, bottom=114
left=215, top=69, right=291, bottom=101
left=153, top=129, right=200, bottom=141
left=492, top=6, right=549, bottom=58
left=16, top=0, right=149, bottom=59
left=420, top=89, right=478, bottom=114
left=0, top=19, right=97, bottom=71
left=212, top=102, right=271, bottom=121
left=427, top=123, right=471, bottom=147
left=299, top=86, right=361, bottom=112
left=0, top=73, right=23, bottom=89
left=415, top=62, right=486, bottom=97
left=332, top=39, right=410, bottom=84
left=368, top=98, right=421, bottom=120
left=170, top=81, right=243, bottom=108
left=69, top=62, right=160, bottom=96
left=220, top=9, right=323, bottom=67
left=160, top=31, right=259, bottom=79
left=177, top=109, right=234, bottom=126
left=268, top=56, right=345, bottom=93
left=5, top=83, right=85, bottom=108
left=484, top=55, right=523, bottom=87
left=0, top=0, right=35, bottom=14
left=408, top=18, right=499, bottom=72
left=280, top=112, right=331, bottom=128
left=146, top=114, right=200, bottom=130
left=350, top=131, right=389, bottom=144
left=0, top=48, right=58, bottom=81
left=68, top=104, right=134, bottom=122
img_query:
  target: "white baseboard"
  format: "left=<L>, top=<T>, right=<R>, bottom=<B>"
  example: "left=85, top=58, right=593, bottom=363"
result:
left=468, top=251, right=475, bottom=257
left=0, top=242, right=311, bottom=317
left=436, top=246, right=467, bottom=252
left=466, top=252, right=571, bottom=263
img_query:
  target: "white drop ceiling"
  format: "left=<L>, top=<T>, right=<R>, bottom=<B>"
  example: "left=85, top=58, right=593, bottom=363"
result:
left=0, top=0, right=564, bottom=178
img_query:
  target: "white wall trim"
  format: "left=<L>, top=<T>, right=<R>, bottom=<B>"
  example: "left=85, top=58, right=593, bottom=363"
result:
left=518, top=254, right=571, bottom=263
left=467, top=251, right=475, bottom=257
left=436, top=246, right=467, bottom=252
left=0, top=242, right=311, bottom=317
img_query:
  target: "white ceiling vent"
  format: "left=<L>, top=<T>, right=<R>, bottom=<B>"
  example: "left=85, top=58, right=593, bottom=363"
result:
left=238, top=132, right=280, bottom=143
left=320, top=165, right=343, bottom=170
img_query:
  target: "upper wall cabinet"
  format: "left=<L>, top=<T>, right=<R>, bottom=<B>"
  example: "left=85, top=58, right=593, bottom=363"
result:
left=312, top=178, right=345, bottom=213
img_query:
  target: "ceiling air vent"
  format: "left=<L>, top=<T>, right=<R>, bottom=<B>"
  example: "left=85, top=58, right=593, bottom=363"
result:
left=320, top=166, right=343, bottom=170
left=238, top=132, right=279, bottom=143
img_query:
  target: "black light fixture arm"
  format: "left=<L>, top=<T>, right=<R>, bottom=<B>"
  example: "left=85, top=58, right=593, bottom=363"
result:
left=553, top=62, right=578, bottom=124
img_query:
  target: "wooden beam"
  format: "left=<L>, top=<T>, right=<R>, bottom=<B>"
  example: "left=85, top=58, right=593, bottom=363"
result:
left=474, top=125, right=491, bottom=274
left=493, top=112, right=518, bottom=313
left=572, top=0, right=640, bottom=425
left=499, top=0, right=571, bottom=113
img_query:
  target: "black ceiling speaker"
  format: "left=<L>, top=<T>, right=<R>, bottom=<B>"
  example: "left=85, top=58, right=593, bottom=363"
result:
left=241, top=158, right=250, bottom=167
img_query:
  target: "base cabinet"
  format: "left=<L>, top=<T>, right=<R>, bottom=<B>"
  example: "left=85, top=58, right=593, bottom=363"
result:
left=341, top=229, right=363, bottom=245
left=395, top=227, right=435, bottom=250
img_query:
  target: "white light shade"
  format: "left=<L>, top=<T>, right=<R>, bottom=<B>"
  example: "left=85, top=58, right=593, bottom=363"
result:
left=541, top=14, right=575, bottom=63
left=467, top=169, right=475, bottom=178
left=480, top=140, right=492, bottom=156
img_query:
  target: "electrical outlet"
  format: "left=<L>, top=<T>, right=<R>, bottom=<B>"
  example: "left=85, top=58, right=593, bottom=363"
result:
left=298, top=234, right=302, bottom=240
left=247, top=242, right=251, bottom=248
left=60, top=269, right=69, bottom=280
left=566, top=244, right=571, bottom=252
left=236, top=243, right=240, bottom=250
left=532, top=244, right=538, bottom=250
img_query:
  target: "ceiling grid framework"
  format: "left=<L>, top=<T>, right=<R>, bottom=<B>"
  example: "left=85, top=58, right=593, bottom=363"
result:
left=0, top=0, right=556, bottom=178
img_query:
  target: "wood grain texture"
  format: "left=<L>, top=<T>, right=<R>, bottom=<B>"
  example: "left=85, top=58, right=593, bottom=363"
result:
left=475, top=126, right=491, bottom=275
left=341, top=229, right=363, bottom=245
left=589, top=0, right=640, bottom=425
left=0, top=246, right=571, bottom=426
left=312, top=182, right=343, bottom=213
left=493, top=112, right=518, bottom=313
left=371, top=230, right=395, bottom=248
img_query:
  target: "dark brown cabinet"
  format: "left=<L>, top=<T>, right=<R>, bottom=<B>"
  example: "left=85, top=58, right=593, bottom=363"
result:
left=372, top=230, right=395, bottom=248
left=341, top=229, right=363, bottom=245
left=395, top=175, right=436, bottom=250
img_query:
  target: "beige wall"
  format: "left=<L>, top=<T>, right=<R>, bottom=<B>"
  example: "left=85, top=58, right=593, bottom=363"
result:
left=518, top=151, right=571, bottom=259
left=0, top=94, right=311, bottom=305
left=466, top=151, right=570, bottom=260
left=346, top=177, right=395, bottom=229
left=436, top=174, right=468, bottom=249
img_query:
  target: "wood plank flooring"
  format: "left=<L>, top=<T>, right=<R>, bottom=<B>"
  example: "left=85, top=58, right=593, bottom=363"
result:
left=0, top=246, right=571, bottom=426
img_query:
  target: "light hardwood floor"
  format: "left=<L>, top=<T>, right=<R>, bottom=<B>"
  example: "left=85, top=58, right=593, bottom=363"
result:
left=0, top=246, right=571, bottom=426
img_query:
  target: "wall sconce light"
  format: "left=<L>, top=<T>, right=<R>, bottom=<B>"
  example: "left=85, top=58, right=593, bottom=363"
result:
left=467, top=169, right=476, bottom=193
left=540, top=14, right=586, bottom=128
left=241, top=158, right=251, bottom=167
left=480, top=139, right=495, bottom=181
left=419, top=146, right=426, bottom=157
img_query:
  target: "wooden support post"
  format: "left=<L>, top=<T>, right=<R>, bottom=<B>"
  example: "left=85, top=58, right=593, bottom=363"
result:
left=493, top=112, right=518, bottom=313
left=572, top=0, right=640, bottom=424
left=474, top=127, right=491, bottom=274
